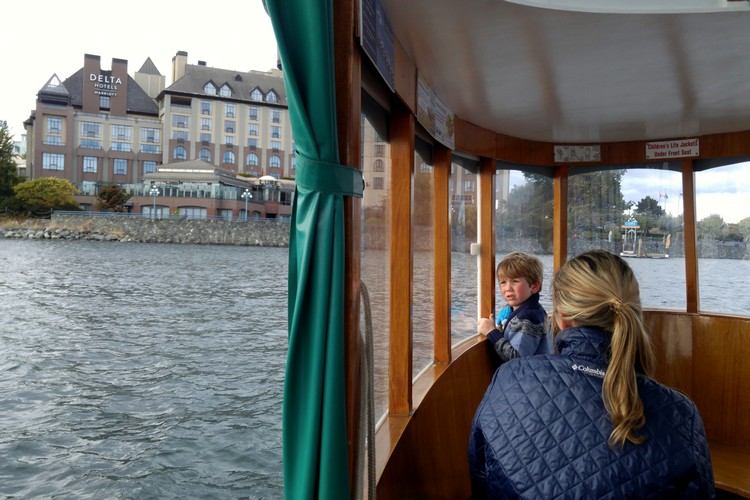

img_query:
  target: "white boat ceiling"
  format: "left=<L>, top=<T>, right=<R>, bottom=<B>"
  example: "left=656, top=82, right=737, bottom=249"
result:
left=378, top=0, right=750, bottom=144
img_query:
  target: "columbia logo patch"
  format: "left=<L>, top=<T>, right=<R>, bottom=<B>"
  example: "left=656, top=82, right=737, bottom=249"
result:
left=571, top=364, right=606, bottom=378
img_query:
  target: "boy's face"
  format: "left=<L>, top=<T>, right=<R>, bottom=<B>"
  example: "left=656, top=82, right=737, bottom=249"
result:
left=498, top=275, right=540, bottom=308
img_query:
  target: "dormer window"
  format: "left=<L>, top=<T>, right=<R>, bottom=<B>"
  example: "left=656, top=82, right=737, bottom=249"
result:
left=266, top=91, right=279, bottom=104
left=219, top=84, right=232, bottom=97
left=204, top=82, right=217, bottom=95
left=250, top=89, right=263, bottom=101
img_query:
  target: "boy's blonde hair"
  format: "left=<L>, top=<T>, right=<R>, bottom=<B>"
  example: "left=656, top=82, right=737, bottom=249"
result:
left=497, top=252, right=544, bottom=287
left=552, top=250, right=656, bottom=448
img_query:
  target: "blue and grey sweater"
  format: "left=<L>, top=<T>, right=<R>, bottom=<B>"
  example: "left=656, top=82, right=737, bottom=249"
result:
left=486, top=292, right=551, bottom=361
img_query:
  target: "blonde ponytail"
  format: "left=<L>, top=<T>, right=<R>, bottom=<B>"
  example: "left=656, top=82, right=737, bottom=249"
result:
left=552, top=251, right=655, bottom=448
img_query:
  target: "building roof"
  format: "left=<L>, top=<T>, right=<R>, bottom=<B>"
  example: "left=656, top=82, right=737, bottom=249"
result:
left=164, top=64, right=287, bottom=106
left=143, top=159, right=294, bottom=190
left=61, top=69, right=159, bottom=116
left=137, top=57, right=161, bottom=76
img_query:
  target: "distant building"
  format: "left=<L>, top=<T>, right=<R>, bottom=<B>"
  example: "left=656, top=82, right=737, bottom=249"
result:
left=24, top=52, right=293, bottom=219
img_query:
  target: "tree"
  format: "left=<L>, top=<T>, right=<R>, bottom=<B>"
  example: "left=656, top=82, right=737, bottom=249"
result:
left=14, top=177, right=80, bottom=214
left=96, top=184, right=132, bottom=212
left=697, top=214, right=725, bottom=240
left=0, top=120, right=22, bottom=200
left=738, top=216, right=750, bottom=241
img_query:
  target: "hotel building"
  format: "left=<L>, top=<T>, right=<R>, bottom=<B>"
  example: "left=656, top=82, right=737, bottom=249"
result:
left=24, top=52, right=294, bottom=219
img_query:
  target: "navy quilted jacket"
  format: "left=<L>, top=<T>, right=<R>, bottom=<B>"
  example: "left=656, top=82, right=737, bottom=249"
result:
left=468, top=326, right=714, bottom=499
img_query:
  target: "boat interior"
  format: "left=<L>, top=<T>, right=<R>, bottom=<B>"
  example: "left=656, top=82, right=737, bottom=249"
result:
left=275, top=0, right=750, bottom=497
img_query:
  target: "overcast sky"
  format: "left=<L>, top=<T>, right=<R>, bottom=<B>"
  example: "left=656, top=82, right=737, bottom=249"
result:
left=2, top=0, right=279, bottom=138
left=5, top=0, right=747, bottom=223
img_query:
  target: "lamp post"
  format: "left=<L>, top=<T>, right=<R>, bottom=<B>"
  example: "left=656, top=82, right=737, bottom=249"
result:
left=149, top=186, right=159, bottom=218
left=241, top=188, right=252, bottom=221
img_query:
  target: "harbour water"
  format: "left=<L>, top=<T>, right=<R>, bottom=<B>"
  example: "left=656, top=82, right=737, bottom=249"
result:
left=1, top=239, right=747, bottom=498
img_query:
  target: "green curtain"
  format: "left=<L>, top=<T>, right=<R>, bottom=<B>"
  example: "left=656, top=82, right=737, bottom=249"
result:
left=266, top=1, right=363, bottom=498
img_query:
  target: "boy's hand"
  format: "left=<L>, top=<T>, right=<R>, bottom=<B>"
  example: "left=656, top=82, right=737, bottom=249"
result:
left=477, top=315, right=496, bottom=335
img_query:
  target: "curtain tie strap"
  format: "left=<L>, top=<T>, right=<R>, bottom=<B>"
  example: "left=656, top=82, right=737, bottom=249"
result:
left=296, top=153, right=364, bottom=198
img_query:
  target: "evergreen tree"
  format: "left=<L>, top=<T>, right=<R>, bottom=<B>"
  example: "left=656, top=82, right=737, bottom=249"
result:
left=95, top=184, right=132, bottom=212
left=0, top=120, right=22, bottom=200
left=14, top=177, right=80, bottom=214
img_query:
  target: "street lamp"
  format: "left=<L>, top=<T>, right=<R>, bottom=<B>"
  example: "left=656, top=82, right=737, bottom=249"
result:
left=149, top=186, right=159, bottom=218
left=241, top=188, right=252, bottom=221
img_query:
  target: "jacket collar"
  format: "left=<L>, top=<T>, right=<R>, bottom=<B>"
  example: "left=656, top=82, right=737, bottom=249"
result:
left=555, top=326, right=611, bottom=362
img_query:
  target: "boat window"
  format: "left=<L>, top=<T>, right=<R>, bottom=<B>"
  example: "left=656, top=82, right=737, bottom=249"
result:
left=495, top=165, right=554, bottom=311
left=695, top=161, right=750, bottom=316
left=413, top=136, right=435, bottom=377
left=361, top=108, right=391, bottom=420
left=451, top=155, right=480, bottom=343
left=569, top=165, right=686, bottom=310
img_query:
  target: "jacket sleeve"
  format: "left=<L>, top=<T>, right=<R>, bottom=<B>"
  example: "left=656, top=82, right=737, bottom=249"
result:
left=486, top=328, right=520, bottom=362
left=686, top=409, right=715, bottom=498
left=468, top=412, right=490, bottom=498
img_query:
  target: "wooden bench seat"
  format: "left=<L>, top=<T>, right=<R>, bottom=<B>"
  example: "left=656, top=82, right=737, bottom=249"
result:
left=711, top=441, right=750, bottom=498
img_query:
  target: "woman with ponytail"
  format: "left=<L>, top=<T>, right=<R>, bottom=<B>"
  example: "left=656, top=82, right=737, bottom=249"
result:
left=468, top=250, right=714, bottom=498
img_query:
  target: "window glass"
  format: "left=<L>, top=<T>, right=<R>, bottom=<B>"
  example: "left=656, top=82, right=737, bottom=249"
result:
left=83, top=156, right=97, bottom=173
left=220, top=85, right=232, bottom=98
left=248, top=107, right=259, bottom=120
left=172, top=115, right=190, bottom=128
left=272, top=109, right=281, bottom=123
left=204, top=82, right=216, bottom=95
left=143, top=161, right=157, bottom=174
left=199, top=148, right=211, bottom=161
left=248, top=124, right=259, bottom=136
left=251, top=89, right=263, bottom=101
left=81, top=122, right=101, bottom=137
left=695, top=161, right=750, bottom=316
left=246, top=153, right=259, bottom=166
left=141, top=128, right=160, bottom=143
left=47, top=117, right=62, bottom=133
left=450, top=156, right=478, bottom=343
left=223, top=150, right=235, bottom=164
left=361, top=108, right=390, bottom=421
left=173, top=146, right=187, bottom=160
left=568, top=165, right=685, bottom=310
left=496, top=167, right=554, bottom=311
left=269, top=155, right=280, bottom=168
left=201, top=118, right=212, bottom=131
left=225, top=121, right=236, bottom=133
left=42, top=153, right=64, bottom=170
left=200, top=133, right=212, bottom=143
left=113, top=159, right=127, bottom=175
left=201, top=101, right=212, bottom=115
left=413, top=140, right=434, bottom=376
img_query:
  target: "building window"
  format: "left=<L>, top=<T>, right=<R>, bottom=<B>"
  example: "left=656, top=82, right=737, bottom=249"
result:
left=173, top=146, right=187, bottom=160
left=272, top=109, right=281, bottom=123
left=223, top=150, right=235, bottom=164
left=42, top=153, right=64, bottom=170
left=47, top=117, right=62, bottom=134
left=250, top=89, right=263, bottom=101
left=266, top=91, right=279, bottom=104
left=200, top=133, right=211, bottom=143
left=220, top=85, right=232, bottom=97
left=464, top=180, right=475, bottom=192
left=141, top=144, right=160, bottom=154
left=173, top=115, right=190, bottom=128
left=199, top=148, right=211, bottom=161
left=247, top=138, right=258, bottom=148
left=270, top=140, right=281, bottom=150
left=201, top=100, right=212, bottom=115
left=374, top=144, right=385, bottom=157
left=373, top=177, right=384, bottom=190
left=111, top=142, right=132, bottom=152
left=81, top=121, right=101, bottom=138
left=225, top=103, right=236, bottom=117
left=270, top=125, right=281, bottom=138
left=45, top=136, right=63, bottom=146
left=99, top=95, right=111, bottom=109
left=225, top=120, right=236, bottom=133
left=246, top=153, right=259, bottom=166
left=248, top=123, right=259, bottom=136
left=248, top=106, right=259, bottom=121
left=269, top=155, right=281, bottom=168
left=113, top=158, right=127, bottom=175
left=201, top=118, right=212, bottom=131
left=374, top=159, right=385, bottom=172
left=82, top=156, right=97, bottom=173
left=141, top=128, right=160, bottom=143
left=224, top=136, right=236, bottom=145
left=143, top=161, right=157, bottom=174
left=80, top=139, right=101, bottom=149
left=172, top=131, right=189, bottom=141
left=204, top=82, right=217, bottom=95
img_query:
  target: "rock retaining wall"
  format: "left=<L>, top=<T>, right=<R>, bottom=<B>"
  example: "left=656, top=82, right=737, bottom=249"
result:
left=0, top=214, right=290, bottom=247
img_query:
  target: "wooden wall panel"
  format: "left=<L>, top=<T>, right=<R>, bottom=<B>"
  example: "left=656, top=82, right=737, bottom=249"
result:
left=434, top=144, right=452, bottom=364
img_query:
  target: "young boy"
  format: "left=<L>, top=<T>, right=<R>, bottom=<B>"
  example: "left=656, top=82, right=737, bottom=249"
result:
left=477, top=252, right=551, bottom=361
